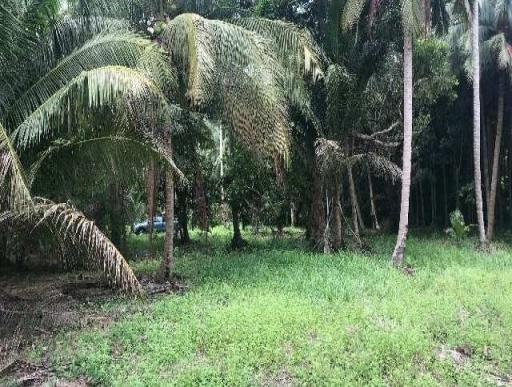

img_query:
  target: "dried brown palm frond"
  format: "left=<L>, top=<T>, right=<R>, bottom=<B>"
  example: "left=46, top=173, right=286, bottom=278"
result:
left=315, top=137, right=401, bottom=182
left=1, top=199, right=142, bottom=294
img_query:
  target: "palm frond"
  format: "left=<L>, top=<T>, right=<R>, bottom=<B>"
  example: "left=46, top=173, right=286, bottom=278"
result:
left=233, top=17, right=327, bottom=80
left=348, top=153, right=402, bottom=182
left=0, top=123, right=31, bottom=210
left=160, top=13, right=290, bottom=157
left=28, top=133, right=185, bottom=188
left=13, top=66, right=170, bottom=149
left=7, top=33, right=159, bottom=126
left=3, top=199, right=142, bottom=294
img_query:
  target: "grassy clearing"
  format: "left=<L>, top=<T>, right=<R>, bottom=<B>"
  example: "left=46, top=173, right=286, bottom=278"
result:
left=41, top=228, right=512, bottom=385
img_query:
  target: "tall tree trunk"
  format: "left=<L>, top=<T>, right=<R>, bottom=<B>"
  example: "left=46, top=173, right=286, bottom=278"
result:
left=472, top=0, right=487, bottom=246
left=177, top=188, right=190, bottom=245
left=430, top=177, right=436, bottom=227
left=310, top=159, right=325, bottom=249
left=290, top=202, right=296, bottom=227
left=482, top=102, right=491, bottom=208
left=109, top=181, right=122, bottom=247
left=347, top=165, right=360, bottom=237
left=392, top=32, right=413, bottom=267
left=487, top=77, right=505, bottom=241
left=368, top=168, right=381, bottom=230
left=332, top=176, right=343, bottom=250
left=161, top=131, right=175, bottom=280
left=419, top=178, right=425, bottom=226
left=146, top=159, right=156, bottom=256
left=443, top=164, right=448, bottom=226
left=230, top=203, right=245, bottom=249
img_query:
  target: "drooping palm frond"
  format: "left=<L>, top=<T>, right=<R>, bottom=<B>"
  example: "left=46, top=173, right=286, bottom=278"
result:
left=348, top=153, right=402, bottom=182
left=233, top=17, right=327, bottom=129
left=6, top=33, right=161, bottom=126
left=160, top=13, right=290, bottom=158
left=0, top=123, right=31, bottom=210
left=315, top=137, right=401, bottom=181
left=1, top=199, right=142, bottom=294
left=232, top=17, right=327, bottom=80
left=27, top=132, right=185, bottom=188
left=12, top=66, right=171, bottom=149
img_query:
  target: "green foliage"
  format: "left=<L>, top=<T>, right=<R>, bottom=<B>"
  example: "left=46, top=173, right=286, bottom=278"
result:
left=40, top=229, right=512, bottom=385
left=446, top=209, right=470, bottom=241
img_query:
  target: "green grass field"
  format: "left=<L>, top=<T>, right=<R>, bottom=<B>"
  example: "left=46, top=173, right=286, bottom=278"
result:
left=42, top=228, right=512, bottom=385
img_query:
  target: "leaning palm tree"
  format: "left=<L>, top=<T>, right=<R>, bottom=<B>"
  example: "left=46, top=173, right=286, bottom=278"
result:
left=342, top=0, right=426, bottom=266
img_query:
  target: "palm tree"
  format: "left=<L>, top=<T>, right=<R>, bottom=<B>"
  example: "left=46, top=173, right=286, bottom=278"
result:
left=0, top=1, right=181, bottom=293
left=448, top=0, right=511, bottom=243
left=472, top=0, right=487, bottom=246
left=479, top=0, right=512, bottom=241
left=342, top=0, right=425, bottom=266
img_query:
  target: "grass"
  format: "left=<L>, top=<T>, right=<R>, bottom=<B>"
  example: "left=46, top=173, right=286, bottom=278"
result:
left=42, top=228, right=512, bottom=385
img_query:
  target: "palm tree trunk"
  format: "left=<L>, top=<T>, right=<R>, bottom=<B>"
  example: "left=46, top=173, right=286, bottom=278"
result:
left=392, top=32, right=413, bottom=267
left=332, top=176, right=343, bottom=250
left=430, top=177, right=436, bottom=226
left=161, top=130, right=175, bottom=280
left=368, top=168, right=380, bottom=230
left=443, top=164, right=448, bottom=226
left=472, top=0, right=487, bottom=246
left=487, top=76, right=504, bottom=241
left=310, top=159, right=325, bottom=249
left=347, top=165, right=360, bottom=237
left=146, top=159, right=156, bottom=255
left=230, top=203, right=245, bottom=249
left=482, top=101, right=491, bottom=207
left=419, top=178, right=425, bottom=226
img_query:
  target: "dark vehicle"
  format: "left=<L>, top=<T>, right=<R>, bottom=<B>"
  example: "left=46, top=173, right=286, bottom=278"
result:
left=132, top=216, right=180, bottom=236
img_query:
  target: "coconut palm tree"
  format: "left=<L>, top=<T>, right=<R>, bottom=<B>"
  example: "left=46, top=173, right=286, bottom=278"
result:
left=342, top=0, right=426, bottom=266
left=448, top=0, right=512, bottom=242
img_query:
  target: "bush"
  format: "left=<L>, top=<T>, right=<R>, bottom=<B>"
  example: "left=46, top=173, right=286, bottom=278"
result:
left=445, top=209, right=469, bottom=241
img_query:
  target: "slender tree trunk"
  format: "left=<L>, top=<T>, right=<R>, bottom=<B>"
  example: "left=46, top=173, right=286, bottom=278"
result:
left=290, top=202, right=296, bottom=227
left=146, top=159, right=156, bottom=255
left=161, top=131, right=175, bottom=280
left=310, top=159, right=325, bottom=249
left=455, top=163, right=460, bottom=209
left=487, top=77, right=505, bottom=241
left=482, top=101, right=491, bottom=208
left=368, top=168, right=380, bottom=230
left=443, top=164, right=448, bottom=226
left=392, top=32, right=413, bottom=267
left=109, top=182, right=122, bottom=247
left=332, top=176, right=343, bottom=250
left=347, top=165, right=360, bottom=237
left=230, top=203, right=244, bottom=249
left=419, top=178, right=425, bottom=226
left=472, top=0, right=487, bottom=246
left=177, top=189, right=190, bottom=245
left=430, top=178, right=436, bottom=227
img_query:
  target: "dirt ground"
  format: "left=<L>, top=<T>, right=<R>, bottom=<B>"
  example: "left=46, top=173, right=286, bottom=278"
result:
left=0, top=269, right=184, bottom=386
